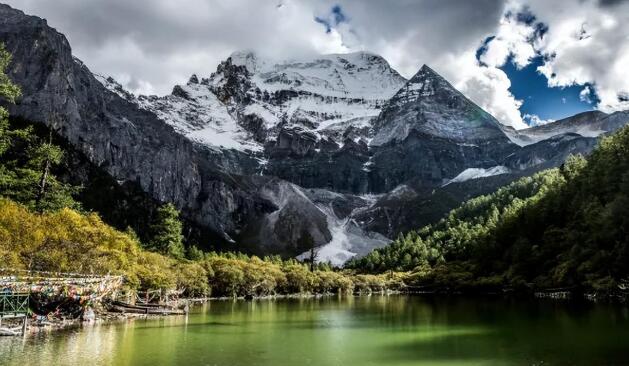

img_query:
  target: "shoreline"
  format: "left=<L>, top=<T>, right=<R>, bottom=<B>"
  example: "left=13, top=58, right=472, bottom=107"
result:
left=3, top=289, right=625, bottom=338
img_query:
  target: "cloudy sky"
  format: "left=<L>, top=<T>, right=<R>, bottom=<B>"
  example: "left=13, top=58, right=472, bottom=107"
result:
left=5, top=0, right=629, bottom=129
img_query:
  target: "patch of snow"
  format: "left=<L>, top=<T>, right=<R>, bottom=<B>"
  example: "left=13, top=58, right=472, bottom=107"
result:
left=94, top=74, right=135, bottom=101
left=387, top=184, right=416, bottom=198
left=309, top=214, right=358, bottom=266
left=243, top=103, right=280, bottom=128
left=575, top=126, right=606, bottom=138
left=97, top=77, right=263, bottom=153
left=187, top=125, right=262, bottom=152
left=503, top=117, right=609, bottom=147
left=444, top=166, right=510, bottom=186
left=297, top=203, right=391, bottom=266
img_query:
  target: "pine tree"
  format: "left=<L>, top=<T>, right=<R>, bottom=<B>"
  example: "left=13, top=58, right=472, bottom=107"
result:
left=28, top=132, right=64, bottom=211
left=149, top=203, right=185, bottom=259
left=187, top=244, right=204, bottom=261
left=0, top=43, right=79, bottom=212
left=0, top=43, right=21, bottom=155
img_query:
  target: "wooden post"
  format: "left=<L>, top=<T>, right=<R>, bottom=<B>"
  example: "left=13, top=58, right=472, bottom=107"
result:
left=22, top=315, right=27, bottom=336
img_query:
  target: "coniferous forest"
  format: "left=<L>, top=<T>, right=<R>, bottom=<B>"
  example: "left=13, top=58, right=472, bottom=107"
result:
left=348, top=129, right=629, bottom=293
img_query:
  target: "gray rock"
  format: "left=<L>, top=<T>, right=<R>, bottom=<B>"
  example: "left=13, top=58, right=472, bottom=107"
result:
left=0, top=4, right=313, bottom=253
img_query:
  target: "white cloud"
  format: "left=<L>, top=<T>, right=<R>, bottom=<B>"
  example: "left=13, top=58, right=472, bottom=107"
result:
left=469, top=0, right=629, bottom=125
left=5, top=0, right=348, bottom=95
left=511, top=0, right=629, bottom=113
left=579, top=86, right=593, bottom=103
left=437, top=50, right=528, bottom=129
left=4, top=0, right=628, bottom=129
left=4, top=0, right=507, bottom=94
left=479, top=10, right=537, bottom=68
left=523, top=113, right=555, bottom=126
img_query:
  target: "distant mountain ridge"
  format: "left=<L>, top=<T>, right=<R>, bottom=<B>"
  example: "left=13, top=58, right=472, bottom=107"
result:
left=2, top=3, right=628, bottom=265
left=101, top=50, right=406, bottom=154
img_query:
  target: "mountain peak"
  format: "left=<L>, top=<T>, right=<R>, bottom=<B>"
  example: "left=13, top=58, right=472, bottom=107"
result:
left=212, top=49, right=406, bottom=101
left=371, top=64, right=510, bottom=146
left=228, top=49, right=261, bottom=73
left=417, top=63, right=438, bottom=75
left=376, top=64, right=457, bottom=113
left=405, top=64, right=442, bottom=82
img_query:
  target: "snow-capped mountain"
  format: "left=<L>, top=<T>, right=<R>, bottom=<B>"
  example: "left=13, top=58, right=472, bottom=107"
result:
left=87, top=50, right=629, bottom=263
left=372, top=65, right=510, bottom=146
left=100, top=50, right=406, bottom=154
left=95, top=74, right=263, bottom=152
left=505, top=110, right=629, bottom=146
left=4, top=2, right=629, bottom=265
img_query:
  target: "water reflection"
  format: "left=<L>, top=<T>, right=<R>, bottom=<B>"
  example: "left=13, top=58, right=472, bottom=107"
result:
left=1, top=296, right=628, bottom=366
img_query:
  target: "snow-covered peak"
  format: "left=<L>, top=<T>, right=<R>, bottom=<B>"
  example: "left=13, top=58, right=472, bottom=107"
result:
left=201, top=50, right=409, bottom=147
left=371, top=64, right=510, bottom=146
left=222, top=50, right=406, bottom=100
left=377, top=65, right=443, bottom=107
left=229, top=49, right=263, bottom=74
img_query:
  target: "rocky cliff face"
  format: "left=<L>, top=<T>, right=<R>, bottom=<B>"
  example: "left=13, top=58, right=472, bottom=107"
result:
left=2, top=4, right=628, bottom=264
left=0, top=4, right=325, bottom=253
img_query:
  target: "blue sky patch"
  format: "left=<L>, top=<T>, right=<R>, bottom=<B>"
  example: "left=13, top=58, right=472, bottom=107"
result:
left=315, top=5, right=349, bottom=34
left=500, top=56, right=597, bottom=125
left=475, top=7, right=595, bottom=126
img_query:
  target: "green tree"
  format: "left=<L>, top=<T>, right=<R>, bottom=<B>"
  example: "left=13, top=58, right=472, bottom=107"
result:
left=186, top=244, right=204, bottom=261
left=29, top=134, right=65, bottom=210
left=149, top=203, right=185, bottom=259
left=0, top=43, right=22, bottom=155
left=0, top=44, right=79, bottom=212
left=561, top=154, right=587, bottom=181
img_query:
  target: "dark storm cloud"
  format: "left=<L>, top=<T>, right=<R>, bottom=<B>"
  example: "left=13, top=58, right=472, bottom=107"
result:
left=3, top=0, right=627, bottom=127
left=598, top=0, right=629, bottom=7
left=3, top=0, right=508, bottom=94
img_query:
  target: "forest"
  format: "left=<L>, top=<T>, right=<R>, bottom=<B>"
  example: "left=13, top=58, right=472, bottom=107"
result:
left=0, top=43, right=402, bottom=298
left=2, top=40, right=628, bottom=298
left=348, top=127, right=629, bottom=294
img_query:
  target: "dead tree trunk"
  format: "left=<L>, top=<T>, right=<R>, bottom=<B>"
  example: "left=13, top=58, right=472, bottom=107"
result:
left=309, top=247, right=318, bottom=272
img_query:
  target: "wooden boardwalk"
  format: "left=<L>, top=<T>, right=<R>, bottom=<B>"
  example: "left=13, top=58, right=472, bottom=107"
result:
left=0, top=269, right=124, bottom=336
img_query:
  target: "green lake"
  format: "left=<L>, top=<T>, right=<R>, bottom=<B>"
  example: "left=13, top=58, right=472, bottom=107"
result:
left=1, top=295, right=629, bottom=365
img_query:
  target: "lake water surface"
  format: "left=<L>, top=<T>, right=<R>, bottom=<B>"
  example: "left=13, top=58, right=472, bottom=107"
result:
left=1, top=295, right=629, bottom=365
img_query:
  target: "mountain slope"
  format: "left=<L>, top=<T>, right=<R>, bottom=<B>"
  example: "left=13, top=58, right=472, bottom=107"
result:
left=506, top=110, right=629, bottom=146
left=0, top=4, right=344, bottom=255
left=349, top=125, right=629, bottom=292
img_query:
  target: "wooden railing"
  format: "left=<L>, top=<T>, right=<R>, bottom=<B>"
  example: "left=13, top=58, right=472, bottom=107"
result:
left=0, top=268, right=124, bottom=307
